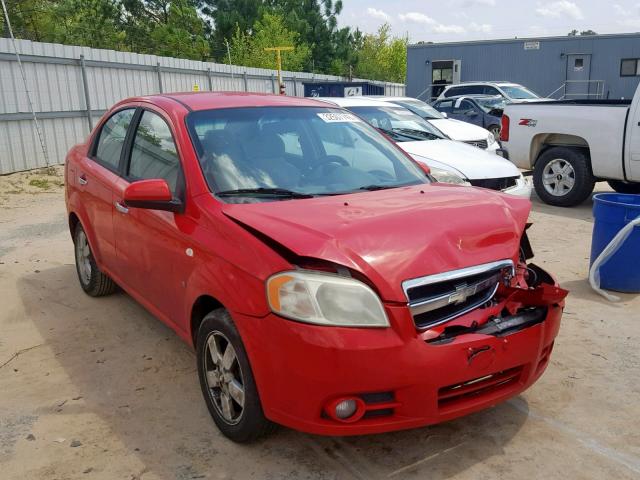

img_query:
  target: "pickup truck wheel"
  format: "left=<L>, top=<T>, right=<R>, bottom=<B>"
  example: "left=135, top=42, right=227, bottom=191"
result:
left=196, top=309, right=274, bottom=443
left=607, top=180, right=640, bottom=194
left=534, top=147, right=594, bottom=207
left=74, top=224, right=117, bottom=296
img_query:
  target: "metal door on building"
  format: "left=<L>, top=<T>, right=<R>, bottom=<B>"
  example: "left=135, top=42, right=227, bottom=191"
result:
left=565, top=54, right=591, bottom=99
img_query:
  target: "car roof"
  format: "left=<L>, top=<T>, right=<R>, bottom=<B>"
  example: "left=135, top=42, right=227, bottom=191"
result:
left=314, top=96, right=396, bottom=107
left=446, top=82, right=518, bottom=88
left=116, top=92, right=331, bottom=112
left=439, top=94, right=504, bottom=101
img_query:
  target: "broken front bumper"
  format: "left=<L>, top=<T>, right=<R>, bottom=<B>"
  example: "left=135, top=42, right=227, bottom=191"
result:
left=234, top=267, right=567, bottom=436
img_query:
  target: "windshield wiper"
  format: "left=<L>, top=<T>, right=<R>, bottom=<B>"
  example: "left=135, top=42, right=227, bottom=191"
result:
left=358, top=184, right=397, bottom=191
left=216, top=187, right=314, bottom=199
left=377, top=127, right=421, bottom=141
left=393, top=128, right=440, bottom=140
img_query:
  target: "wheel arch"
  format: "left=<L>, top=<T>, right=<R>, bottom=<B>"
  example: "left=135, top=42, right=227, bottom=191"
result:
left=190, top=294, right=225, bottom=346
left=531, top=133, right=591, bottom=170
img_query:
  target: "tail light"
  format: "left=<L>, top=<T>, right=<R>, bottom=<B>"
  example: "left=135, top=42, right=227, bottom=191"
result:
left=500, top=114, right=510, bottom=142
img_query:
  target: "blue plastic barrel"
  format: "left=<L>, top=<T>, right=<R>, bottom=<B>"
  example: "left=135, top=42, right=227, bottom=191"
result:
left=590, top=193, right=640, bottom=292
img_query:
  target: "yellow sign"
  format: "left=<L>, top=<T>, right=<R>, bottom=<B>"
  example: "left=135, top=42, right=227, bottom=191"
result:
left=192, top=84, right=200, bottom=92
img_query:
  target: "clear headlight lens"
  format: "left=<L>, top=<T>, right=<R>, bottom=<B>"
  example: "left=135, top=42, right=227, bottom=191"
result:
left=266, top=271, right=389, bottom=327
left=429, top=166, right=471, bottom=186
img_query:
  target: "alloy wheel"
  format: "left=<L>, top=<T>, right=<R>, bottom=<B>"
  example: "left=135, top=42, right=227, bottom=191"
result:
left=542, top=158, right=576, bottom=196
left=75, top=229, right=92, bottom=285
left=203, top=331, right=245, bottom=425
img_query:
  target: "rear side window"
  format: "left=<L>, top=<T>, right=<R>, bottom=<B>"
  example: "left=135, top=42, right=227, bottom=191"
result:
left=436, top=100, right=453, bottom=111
left=94, top=109, right=135, bottom=170
left=483, top=86, right=501, bottom=95
left=128, top=111, right=181, bottom=195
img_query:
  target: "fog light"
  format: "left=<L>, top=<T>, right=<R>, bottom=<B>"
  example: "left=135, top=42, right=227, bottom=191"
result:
left=335, top=399, right=357, bottom=419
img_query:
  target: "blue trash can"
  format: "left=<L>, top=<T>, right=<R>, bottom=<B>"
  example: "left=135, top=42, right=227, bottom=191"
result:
left=590, top=193, right=640, bottom=293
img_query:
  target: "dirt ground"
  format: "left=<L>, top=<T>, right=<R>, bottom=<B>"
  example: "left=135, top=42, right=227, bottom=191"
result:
left=1, top=167, right=639, bottom=480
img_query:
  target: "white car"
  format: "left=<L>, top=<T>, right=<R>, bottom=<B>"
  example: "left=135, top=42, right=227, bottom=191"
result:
left=437, top=82, right=545, bottom=104
left=318, top=97, right=531, bottom=198
left=369, top=96, right=500, bottom=153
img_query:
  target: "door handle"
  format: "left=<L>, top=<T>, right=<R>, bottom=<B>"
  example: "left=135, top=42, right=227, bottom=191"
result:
left=114, top=201, right=129, bottom=214
left=78, top=175, right=88, bottom=186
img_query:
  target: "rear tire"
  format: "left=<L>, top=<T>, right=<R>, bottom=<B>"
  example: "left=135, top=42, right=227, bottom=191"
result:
left=196, top=309, right=274, bottom=443
left=607, top=180, right=640, bottom=194
left=533, top=147, right=595, bottom=207
left=74, top=223, right=116, bottom=297
left=488, top=125, right=501, bottom=140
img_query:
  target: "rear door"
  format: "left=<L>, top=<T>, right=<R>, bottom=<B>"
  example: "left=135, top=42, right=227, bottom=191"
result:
left=112, top=108, right=190, bottom=325
left=79, top=108, right=136, bottom=268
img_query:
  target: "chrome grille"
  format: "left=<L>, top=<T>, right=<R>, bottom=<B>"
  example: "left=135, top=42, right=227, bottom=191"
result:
left=463, top=139, right=488, bottom=149
left=402, top=260, right=514, bottom=330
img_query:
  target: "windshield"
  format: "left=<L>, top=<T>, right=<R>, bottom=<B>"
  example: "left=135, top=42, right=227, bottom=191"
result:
left=346, top=106, right=444, bottom=142
left=474, top=96, right=506, bottom=113
left=393, top=99, right=444, bottom=120
left=186, top=107, right=428, bottom=202
left=500, top=85, right=539, bottom=99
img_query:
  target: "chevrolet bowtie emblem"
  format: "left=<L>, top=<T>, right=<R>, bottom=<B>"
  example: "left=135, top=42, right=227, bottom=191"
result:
left=449, top=282, right=477, bottom=305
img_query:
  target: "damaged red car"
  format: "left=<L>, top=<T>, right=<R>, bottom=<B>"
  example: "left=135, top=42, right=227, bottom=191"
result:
left=65, top=92, right=567, bottom=442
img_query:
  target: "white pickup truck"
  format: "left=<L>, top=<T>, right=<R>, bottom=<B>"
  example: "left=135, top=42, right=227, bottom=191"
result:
left=500, top=82, right=640, bottom=206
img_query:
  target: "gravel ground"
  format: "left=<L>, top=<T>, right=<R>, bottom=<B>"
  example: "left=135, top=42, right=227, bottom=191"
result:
left=1, top=168, right=639, bottom=480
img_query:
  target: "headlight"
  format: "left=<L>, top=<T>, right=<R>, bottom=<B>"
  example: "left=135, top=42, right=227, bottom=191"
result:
left=429, top=166, right=471, bottom=186
left=487, top=133, right=496, bottom=145
left=266, top=271, right=389, bottom=327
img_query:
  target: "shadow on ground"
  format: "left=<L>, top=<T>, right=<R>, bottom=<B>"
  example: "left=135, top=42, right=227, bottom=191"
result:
left=17, top=265, right=529, bottom=479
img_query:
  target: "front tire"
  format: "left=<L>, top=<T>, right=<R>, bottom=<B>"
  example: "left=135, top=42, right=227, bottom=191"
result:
left=533, top=147, right=595, bottom=207
left=196, top=309, right=274, bottom=443
left=74, top=223, right=116, bottom=297
left=607, top=180, right=640, bottom=194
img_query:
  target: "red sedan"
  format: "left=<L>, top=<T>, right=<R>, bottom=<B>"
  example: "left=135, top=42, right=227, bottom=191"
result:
left=65, top=92, right=567, bottom=442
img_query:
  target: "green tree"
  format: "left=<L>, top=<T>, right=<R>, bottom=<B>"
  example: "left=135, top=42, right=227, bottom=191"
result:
left=229, top=12, right=310, bottom=70
left=354, top=24, right=407, bottom=83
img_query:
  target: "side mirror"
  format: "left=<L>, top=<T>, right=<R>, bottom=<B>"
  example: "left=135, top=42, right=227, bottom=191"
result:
left=123, top=179, right=184, bottom=213
left=441, top=112, right=448, bottom=118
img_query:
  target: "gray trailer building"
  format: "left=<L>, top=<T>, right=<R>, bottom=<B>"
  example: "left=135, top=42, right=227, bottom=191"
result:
left=407, top=33, right=640, bottom=101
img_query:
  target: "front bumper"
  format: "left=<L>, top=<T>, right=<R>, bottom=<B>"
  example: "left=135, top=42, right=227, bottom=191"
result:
left=235, top=285, right=563, bottom=436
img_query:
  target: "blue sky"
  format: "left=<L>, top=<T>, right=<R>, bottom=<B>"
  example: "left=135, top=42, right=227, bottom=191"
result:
left=339, top=0, right=640, bottom=42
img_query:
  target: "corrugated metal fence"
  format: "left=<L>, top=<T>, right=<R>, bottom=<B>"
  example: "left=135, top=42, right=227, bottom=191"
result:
left=0, top=38, right=405, bottom=174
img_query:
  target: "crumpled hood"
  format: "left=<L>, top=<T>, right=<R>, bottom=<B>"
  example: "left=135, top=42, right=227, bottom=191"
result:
left=429, top=118, right=492, bottom=142
left=222, top=184, right=531, bottom=303
left=399, top=139, right=521, bottom=180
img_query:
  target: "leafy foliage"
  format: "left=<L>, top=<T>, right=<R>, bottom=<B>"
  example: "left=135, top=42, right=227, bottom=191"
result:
left=2, top=0, right=406, bottom=82
left=229, top=13, right=310, bottom=70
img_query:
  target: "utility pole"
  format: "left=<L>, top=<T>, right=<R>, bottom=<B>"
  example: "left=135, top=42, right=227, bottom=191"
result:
left=225, top=39, right=234, bottom=80
left=264, top=46, right=294, bottom=95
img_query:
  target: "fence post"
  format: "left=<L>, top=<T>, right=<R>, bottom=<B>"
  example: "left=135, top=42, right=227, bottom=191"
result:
left=79, top=55, right=93, bottom=132
left=271, top=73, right=276, bottom=94
left=207, top=68, right=213, bottom=91
left=293, top=75, right=297, bottom=96
left=156, top=62, right=163, bottom=93
left=243, top=71, right=248, bottom=92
